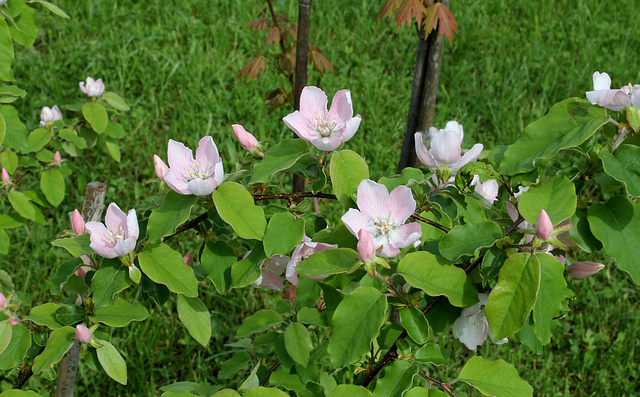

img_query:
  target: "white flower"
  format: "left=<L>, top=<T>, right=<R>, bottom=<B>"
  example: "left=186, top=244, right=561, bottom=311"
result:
left=452, top=293, right=507, bottom=351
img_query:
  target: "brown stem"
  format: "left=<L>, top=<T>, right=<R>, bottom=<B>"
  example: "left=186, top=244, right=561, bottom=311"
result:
left=612, top=124, right=632, bottom=151
left=294, top=0, right=311, bottom=110
left=418, top=372, right=457, bottom=397
left=410, top=212, right=450, bottom=233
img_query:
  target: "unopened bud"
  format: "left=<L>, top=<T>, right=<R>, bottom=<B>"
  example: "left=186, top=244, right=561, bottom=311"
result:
left=231, top=124, right=259, bottom=151
left=567, top=261, right=605, bottom=279
left=535, top=209, right=553, bottom=241
left=54, top=151, right=62, bottom=164
left=183, top=251, right=193, bottom=267
left=2, top=168, right=10, bottom=185
left=75, top=324, right=93, bottom=344
left=153, top=154, right=169, bottom=181
left=71, top=209, right=85, bottom=235
left=357, top=229, right=375, bottom=264
left=76, top=267, right=86, bottom=279
left=0, top=292, right=6, bottom=310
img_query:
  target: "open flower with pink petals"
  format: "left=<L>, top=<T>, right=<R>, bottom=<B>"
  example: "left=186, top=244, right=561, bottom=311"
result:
left=285, top=236, right=337, bottom=285
left=40, top=105, right=63, bottom=128
left=586, top=71, right=640, bottom=111
left=283, top=86, right=361, bottom=151
left=164, top=136, right=224, bottom=196
left=79, top=76, right=105, bottom=97
left=342, top=179, right=422, bottom=258
left=415, top=121, right=483, bottom=178
left=85, top=203, right=139, bottom=259
left=471, top=175, right=499, bottom=205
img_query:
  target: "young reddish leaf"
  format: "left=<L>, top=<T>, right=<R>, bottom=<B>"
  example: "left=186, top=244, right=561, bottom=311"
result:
left=422, top=2, right=458, bottom=43
left=247, top=18, right=271, bottom=34
left=277, top=14, right=290, bottom=23
left=309, top=46, right=334, bottom=73
left=377, top=0, right=404, bottom=22
left=287, top=23, right=298, bottom=42
left=395, top=0, right=427, bottom=29
left=266, top=27, right=281, bottom=45
left=237, top=56, right=266, bottom=82
left=265, top=88, right=289, bottom=111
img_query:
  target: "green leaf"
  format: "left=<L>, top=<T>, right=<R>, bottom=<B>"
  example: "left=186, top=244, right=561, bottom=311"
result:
left=49, top=257, right=84, bottom=294
left=90, top=297, right=149, bottom=327
left=295, top=248, right=359, bottom=277
left=219, top=351, right=251, bottom=379
left=0, top=113, right=5, bottom=146
left=0, top=19, right=14, bottom=81
left=40, top=169, right=65, bottom=206
left=588, top=195, right=640, bottom=285
left=263, top=212, right=305, bottom=257
left=102, top=92, right=130, bottom=111
left=486, top=253, right=541, bottom=340
left=7, top=1, right=37, bottom=48
left=328, top=287, right=387, bottom=368
left=0, top=228, right=9, bottom=255
left=0, top=320, right=11, bottom=355
left=330, top=149, right=369, bottom=206
left=201, top=241, right=235, bottom=293
left=518, top=175, right=576, bottom=225
left=104, top=120, right=125, bottom=138
left=459, top=356, right=533, bottom=397
left=533, top=254, right=571, bottom=344
left=231, top=242, right=265, bottom=288
left=438, top=222, right=502, bottom=261
left=25, top=128, right=52, bottom=153
left=213, top=182, right=266, bottom=240
left=8, top=191, right=36, bottom=221
left=0, top=213, right=24, bottom=228
left=284, top=323, right=313, bottom=366
left=0, top=324, right=30, bottom=370
left=414, top=343, right=449, bottom=366
left=405, top=388, right=447, bottom=397
left=297, top=307, right=327, bottom=327
left=32, top=326, right=76, bottom=374
left=177, top=294, right=211, bottom=347
left=250, top=138, right=309, bottom=183
left=569, top=208, right=602, bottom=253
left=397, top=251, right=478, bottom=307
left=96, top=339, right=127, bottom=385
left=54, top=304, right=85, bottom=326
left=0, top=106, right=26, bottom=150
left=237, top=310, right=283, bottom=338
left=373, top=360, right=418, bottom=397
left=147, top=191, right=197, bottom=242
left=138, top=244, right=198, bottom=297
left=34, top=0, right=70, bottom=18
left=327, top=385, right=373, bottom=397
left=378, top=167, right=425, bottom=191
left=59, top=128, right=88, bottom=149
left=0, top=83, right=26, bottom=104
left=25, top=303, right=63, bottom=330
left=51, top=234, right=93, bottom=257
left=599, top=145, right=640, bottom=197
left=82, top=102, right=108, bottom=133
left=399, top=306, right=430, bottom=344
left=92, top=260, right=131, bottom=308
left=105, top=138, right=120, bottom=162
left=499, top=98, right=609, bottom=175
left=244, top=387, right=289, bottom=397
left=0, top=151, right=18, bottom=174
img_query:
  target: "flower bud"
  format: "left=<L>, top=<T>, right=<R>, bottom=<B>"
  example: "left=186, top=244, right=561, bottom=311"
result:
left=79, top=77, right=105, bottom=97
left=183, top=251, right=193, bottom=267
left=535, top=209, right=553, bottom=241
left=153, top=154, right=169, bottom=181
left=2, top=168, right=10, bottom=184
left=567, top=261, right=605, bottom=279
left=75, top=324, right=93, bottom=344
left=76, top=267, right=86, bottom=279
left=357, top=229, right=375, bottom=264
left=0, top=292, right=6, bottom=310
left=232, top=124, right=259, bottom=151
left=53, top=151, right=62, bottom=164
left=71, top=209, right=85, bottom=235
left=40, top=105, right=63, bottom=128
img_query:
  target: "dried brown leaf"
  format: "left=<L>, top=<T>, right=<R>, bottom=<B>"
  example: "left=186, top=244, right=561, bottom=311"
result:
left=237, top=56, right=266, bottom=82
left=423, top=2, right=458, bottom=43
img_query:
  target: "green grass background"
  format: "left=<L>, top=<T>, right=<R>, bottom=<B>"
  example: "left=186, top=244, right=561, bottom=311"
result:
left=3, top=0, right=640, bottom=395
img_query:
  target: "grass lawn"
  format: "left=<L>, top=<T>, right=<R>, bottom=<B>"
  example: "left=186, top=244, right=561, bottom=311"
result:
left=3, top=0, right=640, bottom=395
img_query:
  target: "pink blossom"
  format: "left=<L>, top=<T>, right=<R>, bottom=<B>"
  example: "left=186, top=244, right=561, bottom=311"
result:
left=71, top=209, right=85, bottom=235
left=414, top=121, right=483, bottom=176
left=252, top=255, right=289, bottom=291
left=153, top=154, right=169, bottom=181
left=342, top=179, right=422, bottom=258
left=471, top=175, right=499, bottom=205
left=231, top=124, right=259, bottom=151
left=285, top=236, right=337, bottom=285
left=164, top=136, right=224, bottom=196
left=75, top=324, right=93, bottom=344
left=535, top=209, right=553, bottom=241
left=183, top=251, right=193, bottom=267
left=586, top=71, right=640, bottom=111
left=1, top=168, right=10, bottom=184
left=567, top=261, right=605, bottom=279
left=283, top=86, right=361, bottom=151
left=40, top=105, right=63, bottom=128
left=53, top=151, right=62, bottom=164
left=0, top=292, right=6, bottom=310
left=85, top=203, right=139, bottom=259
left=453, top=293, right=507, bottom=351
left=357, top=229, right=376, bottom=264
left=79, top=77, right=105, bottom=97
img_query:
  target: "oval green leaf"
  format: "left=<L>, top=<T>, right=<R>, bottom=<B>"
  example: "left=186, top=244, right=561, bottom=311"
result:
left=82, top=102, right=108, bottom=134
left=138, top=244, right=198, bottom=297
left=518, top=175, right=576, bottom=225
left=438, top=221, right=502, bottom=261
left=40, top=169, right=65, bottom=207
left=263, top=212, right=305, bottom=257
left=213, top=182, right=266, bottom=240
left=459, top=356, right=533, bottom=397
left=32, top=326, right=76, bottom=374
left=90, top=297, right=150, bottom=327
left=177, top=294, right=211, bottom=347
left=295, top=248, right=359, bottom=277
left=96, top=339, right=127, bottom=385
left=330, top=149, right=369, bottom=206
left=147, top=191, right=197, bottom=242
left=284, top=322, right=313, bottom=366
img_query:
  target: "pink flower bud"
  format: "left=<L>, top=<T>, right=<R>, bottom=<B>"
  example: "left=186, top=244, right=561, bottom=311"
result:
left=76, top=267, right=86, bottom=279
left=9, top=319, right=19, bottom=326
left=75, top=324, right=93, bottom=344
left=357, top=229, right=376, bottom=264
left=153, top=154, right=169, bottom=182
left=567, top=261, right=605, bottom=279
left=0, top=292, right=6, bottom=310
left=2, top=168, right=10, bottom=184
left=71, top=209, right=85, bottom=235
left=183, top=251, right=193, bottom=267
left=535, top=209, right=553, bottom=241
left=79, top=77, right=105, bottom=97
left=54, top=151, right=62, bottom=164
left=231, top=124, right=259, bottom=151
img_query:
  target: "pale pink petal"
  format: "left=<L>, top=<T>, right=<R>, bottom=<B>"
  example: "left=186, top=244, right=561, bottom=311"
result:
left=606, top=90, right=632, bottom=111
left=283, top=111, right=316, bottom=141
left=632, top=86, right=640, bottom=107
left=126, top=209, right=139, bottom=239
left=356, top=180, right=390, bottom=219
left=104, top=203, right=127, bottom=231
left=388, top=223, right=422, bottom=253
left=430, top=129, right=462, bottom=166
left=263, top=255, right=290, bottom=275
left=357, top=229, right=376, bottom=263
left=444, top=120, right=464, bottom=144
left=187, top=177, right=217, bottom=196
left=286, top=257, right=300, bottom=285
left=341, top=209, right=372, bottom=237
left=260, top=271, right=284, bottom=291
left=337, top=115, right=361, bottom=143
left=165, top=170, right=191, bottom=195
left=453, top=312, right=486, bottom=351
left=310, top=137, right=341, bottom=152
left=505, top=201, right=519, bottom=222
left=387, top=185, right=416, bottom=223
left=167, top=139, right=194, bottom=176
left=328, top=90, right=354, bottom=124
left=299, top=86, right=328, bottom=117
left=232, top=124, right=259, bottom=151
left=451, top=143, right=483, bottom=174
left=378, top=244, right=400, bottom=259
left=592, top=71, right=611, bottom=90
left=415, top=132, right=438, bottom=169
left=195, top=136, right=220, bottom=173
left=85, top=221, right=117, bottom=259
left=213, top=159, right=224, bottom=187
left=114, top=238, right=136, bottom=257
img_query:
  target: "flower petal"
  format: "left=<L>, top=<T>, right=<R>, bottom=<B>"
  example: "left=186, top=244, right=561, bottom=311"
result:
left=387, top=185, right=417, bottom=224
left=388, top=223, right=422, bottom=253
left=165, top=170, right=191, bottom=195
left=187, top=177, right=217, bottom=196
left=328, top=89, right=354, bottom=124
left=299, top=86, right=328, bottom=117
left=167, top=139, right=194, bottom=175
left=104, top=203, right=127, bottom=231
left=341, top=209, right=372, bottom=237
left=283, top=111, right=316, bottom=141
left=195, top=136, right=220, bottom=174
left=85, top=221, right=117, bottom=259
left=356, top=180, right=390, bottom=220
left=430, top=127, right=462, bottom=166
left=414, top=132, right=438, bottom=169
left=451, top=143, right=483, bottom=174
left=126, top=209, right=139, bottom=239
left=337, top=115, right=361, bottom=144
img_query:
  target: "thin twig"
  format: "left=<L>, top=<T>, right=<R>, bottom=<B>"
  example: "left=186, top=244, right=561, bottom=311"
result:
left=612, top=125, right=632, bottom=151
left=410, top=212, right=450, bottom=233
left=418, top=372, right=457, bottom=397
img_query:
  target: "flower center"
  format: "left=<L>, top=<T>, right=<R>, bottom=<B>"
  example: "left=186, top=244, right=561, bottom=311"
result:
left=373, top=214, right=396, bottom=238
left=106, top=226, right=125, bottom=245
left=314, top=112, right=338, bottom=138
left=185, top=159, right=210, bottom=180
